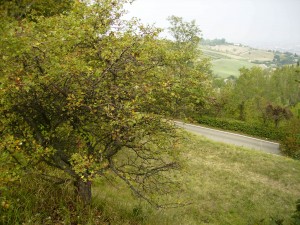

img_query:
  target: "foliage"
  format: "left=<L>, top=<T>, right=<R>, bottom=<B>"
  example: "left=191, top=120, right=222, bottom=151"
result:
left=269, top=65, right=300, bottom=106
left=0, top=0, right=74, bottom=20
left=206, top=67, right=272, bottom=123
left=204, top=64, right=300, bottom=156
left=167, top=15, right=201, bottom=44
left=273, top=52, right=300, bottom=67
left=197, top=116, right=284, bottom=140
left=229, top=67, right=270, bottom=121
left=281, top=118, right=300, bottom=159
left=266, top=104, right=293, bottom=128
left=208, top=65, right=299, bottom=122
left=292, top=199, right=300, bottom=225
left=201, top=38, right=228, bottom=46
left=0, top=0, right=213, bottom=205
left=157, top=16, right=212, bottom=118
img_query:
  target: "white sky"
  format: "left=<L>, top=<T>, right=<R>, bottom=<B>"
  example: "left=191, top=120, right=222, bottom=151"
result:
left=124, top=0, right=300, bottom=48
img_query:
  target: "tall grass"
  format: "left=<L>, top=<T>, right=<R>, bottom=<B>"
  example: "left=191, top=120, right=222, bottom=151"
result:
left=92, top=131, right=300, bottom=224
left=0, top=174, right=108, bottom=225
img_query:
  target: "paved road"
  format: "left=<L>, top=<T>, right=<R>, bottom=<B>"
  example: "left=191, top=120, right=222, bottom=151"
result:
left=175, top=121, right=281, bottom=155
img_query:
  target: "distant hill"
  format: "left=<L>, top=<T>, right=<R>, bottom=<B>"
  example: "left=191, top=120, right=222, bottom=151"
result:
left=201, top=39, right=299, bottom=78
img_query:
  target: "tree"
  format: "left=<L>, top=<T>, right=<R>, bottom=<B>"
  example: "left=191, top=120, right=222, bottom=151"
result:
left=0, top=0, right=190, bottom=206
left=0, top=0, right=74, bottom=20
left=137, top=16, right=212, bottom=119
left=269, top=65, right=300, bottom=106
left=161, top=16, right=212, bottom=118
left=266, top=104, right=293, bottom=128
left=225, top=67, right=269, bottom=121
left=281, top=117, right=300, bottom=159
left=167, top=15, right=201, bottom=44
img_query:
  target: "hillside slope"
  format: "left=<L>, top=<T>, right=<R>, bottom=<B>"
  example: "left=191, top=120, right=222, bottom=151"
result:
left=93, top=132, right=300, bottom=225
left=201, top=43, right=299, bottom=78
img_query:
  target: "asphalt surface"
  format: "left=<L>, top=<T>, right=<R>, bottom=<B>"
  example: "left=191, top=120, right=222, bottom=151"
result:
left=175, top=121, right=281, bottom=155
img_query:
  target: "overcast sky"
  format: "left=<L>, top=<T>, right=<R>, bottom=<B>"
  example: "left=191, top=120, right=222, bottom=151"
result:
left=125, top=0, right=300, bottom=49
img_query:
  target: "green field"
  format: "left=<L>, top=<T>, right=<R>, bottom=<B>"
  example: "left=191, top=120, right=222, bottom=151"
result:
left=201, top=44, right=274, bottom=78
left=202, top=48, right=232, bottom=60
left=240, top=49, right=274, bottom=61
left=211, top=58, right=255, bottom=78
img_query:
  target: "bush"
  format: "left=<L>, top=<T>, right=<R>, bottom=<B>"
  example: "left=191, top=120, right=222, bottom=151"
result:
left=291, top=199, right=300, bottom=225
left=281, top=118, right=300, bottom=160
left=281, top=136, right=300, bottom=160
left=197, top=116, right=284, bottom=141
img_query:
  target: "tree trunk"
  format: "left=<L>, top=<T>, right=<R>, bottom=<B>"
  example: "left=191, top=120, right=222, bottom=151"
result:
left=238, top=102, right=245, bottom=121
left=274, top=118, right=280, bottom=128
left=74, top=177, right=92, bottom=205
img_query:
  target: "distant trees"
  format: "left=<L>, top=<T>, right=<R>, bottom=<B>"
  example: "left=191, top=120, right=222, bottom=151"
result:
left=272, top=52, right=300, bottom=66
left=212, top=65, right=299, bottom=122
left=203, top=64, right=300, bottom=158
left=202, top=38, right=228, bottom=46
left=270, top=66, right=300, bottom=106
left=219, top=67, right=269, bottom=121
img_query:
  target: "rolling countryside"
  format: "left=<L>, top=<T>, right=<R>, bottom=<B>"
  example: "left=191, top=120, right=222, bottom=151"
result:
left=201, top=43, right=298, bottom=78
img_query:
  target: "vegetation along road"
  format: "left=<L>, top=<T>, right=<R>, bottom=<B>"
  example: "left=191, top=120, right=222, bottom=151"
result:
left=175, top=121, right=281, bottom=155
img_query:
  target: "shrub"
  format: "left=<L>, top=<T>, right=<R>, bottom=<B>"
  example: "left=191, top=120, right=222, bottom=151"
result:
left=197, top=116, right=284, bottom=141
left=291, top=199, right=300, bottom=225
left=281, top=118, right=300, bottom=160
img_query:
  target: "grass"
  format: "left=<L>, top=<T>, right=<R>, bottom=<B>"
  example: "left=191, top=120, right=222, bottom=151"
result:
left=202, top=44, right=274, bottom=62
left=211, top=58, right=255, bottom=78
left=2, top=132, right=300, bottom=224
left=201, top=44, right=274, bottom=78
left=92, top=132, right=300, bottom=224
left=240, top=49, right=274, bottom=61
left=201, top=48, right=231, bottom=60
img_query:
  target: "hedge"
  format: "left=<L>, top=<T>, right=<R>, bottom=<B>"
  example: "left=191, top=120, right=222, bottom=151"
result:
left=197, top=116, right=284, bottom=141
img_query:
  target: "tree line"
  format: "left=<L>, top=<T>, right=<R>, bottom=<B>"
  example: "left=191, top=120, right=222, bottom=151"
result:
left=204, top=65, right=300, bottom=158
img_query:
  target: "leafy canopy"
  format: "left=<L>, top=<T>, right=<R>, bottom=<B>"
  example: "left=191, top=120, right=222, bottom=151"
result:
left=0, top=1, right=211, bottom=205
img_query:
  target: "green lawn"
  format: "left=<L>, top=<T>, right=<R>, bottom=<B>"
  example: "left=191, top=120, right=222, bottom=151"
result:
left=211, top=58, right=255, bottom=78
left=201, top=48, right=231, bottom=60
left=92, top=132, right=300, bottom=225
